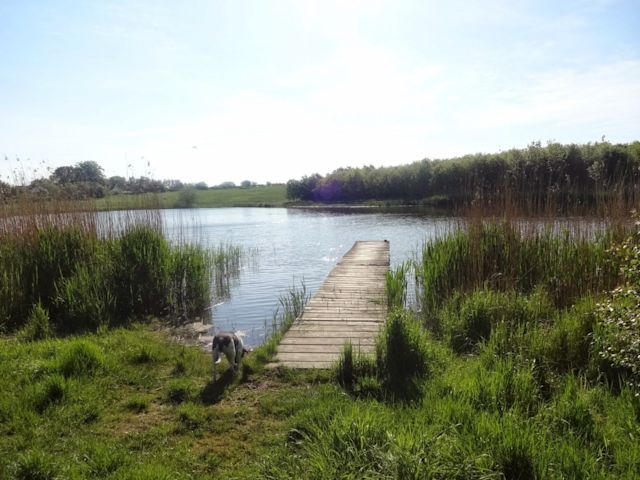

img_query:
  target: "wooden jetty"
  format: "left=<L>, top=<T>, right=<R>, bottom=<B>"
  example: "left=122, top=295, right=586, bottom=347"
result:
left=270, top=240, right=390, bottom=369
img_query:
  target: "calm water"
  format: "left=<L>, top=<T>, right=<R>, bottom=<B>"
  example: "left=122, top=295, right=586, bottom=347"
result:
left=159, top=207, right=459, bottom=346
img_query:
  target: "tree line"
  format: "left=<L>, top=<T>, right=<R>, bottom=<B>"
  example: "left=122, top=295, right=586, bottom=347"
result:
left=285, top=141, right=640, bottom=212
left=0, top=159, right=263, bottom=201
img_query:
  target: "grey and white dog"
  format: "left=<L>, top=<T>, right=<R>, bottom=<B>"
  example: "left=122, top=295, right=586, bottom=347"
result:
left=212, top=331, right=250, bottom=381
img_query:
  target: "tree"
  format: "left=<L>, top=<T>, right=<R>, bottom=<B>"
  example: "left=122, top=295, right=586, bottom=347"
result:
left=108, top=176, right=127, bottom=190
left=75, top=161, right=105, bottom=184
left=51, top=166, right=77, bottom=184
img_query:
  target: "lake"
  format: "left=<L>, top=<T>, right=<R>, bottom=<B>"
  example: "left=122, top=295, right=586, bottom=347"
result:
left=159, top=207, right=460, bottom=346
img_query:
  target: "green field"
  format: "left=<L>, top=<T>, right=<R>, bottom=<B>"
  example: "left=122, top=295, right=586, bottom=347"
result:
left=95, top=184, right=288, bottom=210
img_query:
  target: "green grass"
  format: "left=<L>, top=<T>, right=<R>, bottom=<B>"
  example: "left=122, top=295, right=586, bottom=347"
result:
left=95, top=184, right=288, bottom=210
left=3, top=211, right=639, bottom=478
left=2, top=302, right=639, bottom=478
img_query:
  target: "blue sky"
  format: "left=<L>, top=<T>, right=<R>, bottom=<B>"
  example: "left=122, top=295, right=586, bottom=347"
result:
left=1, top=0, right=639, bottom=185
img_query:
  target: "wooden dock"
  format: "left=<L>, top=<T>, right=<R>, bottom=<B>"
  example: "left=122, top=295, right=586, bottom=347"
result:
left=270, top=240, right=390, bottom=369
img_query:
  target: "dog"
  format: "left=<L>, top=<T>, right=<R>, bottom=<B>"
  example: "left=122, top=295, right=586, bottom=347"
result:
left=212, top=331, right=250, bottom=381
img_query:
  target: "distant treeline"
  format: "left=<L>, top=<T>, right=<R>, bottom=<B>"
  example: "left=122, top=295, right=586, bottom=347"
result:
left=0, top=159, right=265, bottom=201
left=286, top=141, right=640, bottom=212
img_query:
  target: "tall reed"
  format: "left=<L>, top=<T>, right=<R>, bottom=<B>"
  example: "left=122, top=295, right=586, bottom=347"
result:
left=416, top=219, right=623, bottom=320
left=0, top=197, right=221, bottom=334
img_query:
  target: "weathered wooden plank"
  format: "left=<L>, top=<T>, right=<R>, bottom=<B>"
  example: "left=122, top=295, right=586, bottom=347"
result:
left=280, top=336, right=375, bottom=345
left=283, top=331, right=376, bottom=339
left=276, top=352, right=347, bottom=361
left=266, top=361, right=333, bottom=369
left=278, top=344, right=375, bottom=354
left=270, top=240, right=389, bottom=369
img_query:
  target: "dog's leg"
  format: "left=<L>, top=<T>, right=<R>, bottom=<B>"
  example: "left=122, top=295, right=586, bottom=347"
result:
left=212, top=344, right=220, bottom=381
left=227, top=340, right=238, bottom=372
left=234, top=337, right=244, bottom=372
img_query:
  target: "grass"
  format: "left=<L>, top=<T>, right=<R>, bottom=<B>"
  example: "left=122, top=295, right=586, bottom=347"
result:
left=2, top=194, right=640, bottom=478
left=95, top=184, right=288, bottom=210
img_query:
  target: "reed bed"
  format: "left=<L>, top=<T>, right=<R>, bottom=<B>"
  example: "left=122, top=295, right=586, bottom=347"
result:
left=0, top=197, right=233, bottom=335
left=415, top=219, right=625, bottom=319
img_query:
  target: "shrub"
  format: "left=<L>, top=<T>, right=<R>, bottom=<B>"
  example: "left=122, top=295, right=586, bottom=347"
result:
left=592, top=215, right=640, bottom=392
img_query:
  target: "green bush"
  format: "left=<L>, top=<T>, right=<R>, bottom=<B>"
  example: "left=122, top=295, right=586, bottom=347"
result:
left=592, top=217, right=640, bottom=392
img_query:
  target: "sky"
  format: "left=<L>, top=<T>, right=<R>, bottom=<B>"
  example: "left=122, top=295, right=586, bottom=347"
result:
left=0, top=0, right=639, bottom=185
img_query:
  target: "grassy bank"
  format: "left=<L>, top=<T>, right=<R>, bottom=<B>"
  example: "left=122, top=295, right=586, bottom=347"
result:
left=95, top=184, right=288, bottom=210
left=2, top=203, right=639, bottom=478
left=0, top=287, right=314, bottom=479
